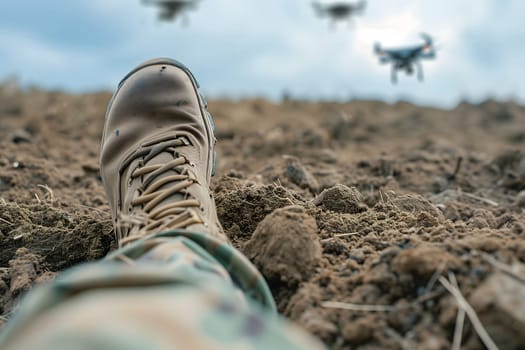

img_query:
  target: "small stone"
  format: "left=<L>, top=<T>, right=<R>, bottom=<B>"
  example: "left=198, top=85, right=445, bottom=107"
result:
left=313, top=184, right=367, bottom=214
left=349, top=284, right=381, bottom=304
left=512, top=222, right=524, bottom=234
left=468, top=216, right=490, bottom=229
left=322, top=238, right=347, bottom=256
left=349, top=248, right=366, bottom=264
left=283, top=156, right=319, bottom=193
left=318, top=149, right=337, bottom=164
left=81, top=162, right=100, bottom=174
left=0, top=279, right=8, bottom=294
left=342, top=315, right=375, bottom=344
left=515, top=190, right=525, bottom=208
left=362, top=263, right=397, bottom=287
left=442, top=204, right=459, bottom=222
left=299, top=310, right=337, bottom=340
left=392, top=194, right=444, bottom=221
left=379, top=246, right=401, bottom=262
left=10, top=129, right=32, bottom=144
left=387, top=299, right=421, bottom=333
left=432, top=176, right=449, bottom=193
left=417, top=211, right=440, bottom=227
left=9, top=248, right=41, bottom=297
left=0, top=177, right=12, bottom=191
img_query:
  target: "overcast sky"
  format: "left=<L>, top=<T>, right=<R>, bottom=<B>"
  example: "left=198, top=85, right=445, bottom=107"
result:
left=0, top=0, right=523, bottom=108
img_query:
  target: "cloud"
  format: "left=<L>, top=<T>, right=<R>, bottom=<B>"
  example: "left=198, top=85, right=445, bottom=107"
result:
left=0, top=0, right=523, bottom=106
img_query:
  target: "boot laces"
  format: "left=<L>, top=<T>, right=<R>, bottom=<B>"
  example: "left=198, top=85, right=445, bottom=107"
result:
left=117, top=136, right=204, bottom=246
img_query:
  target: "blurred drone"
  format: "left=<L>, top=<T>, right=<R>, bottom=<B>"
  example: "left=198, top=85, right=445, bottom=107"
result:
left=374, top=33, right=437, bottom=84
left=142, top=0, right=200, bottom=23
left=312, top=1, right=366, bottom=26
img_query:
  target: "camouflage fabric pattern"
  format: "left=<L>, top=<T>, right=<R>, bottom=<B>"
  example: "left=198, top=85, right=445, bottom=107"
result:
left=0, top=230, right=325, bottom=350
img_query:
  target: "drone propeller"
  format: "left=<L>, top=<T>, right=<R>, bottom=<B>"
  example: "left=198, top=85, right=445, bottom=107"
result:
left=311, top=1, right=325, bottom=17
left=433, top=42, right=443, bottom=51
left=373, top=42, right=383, bottom=55
left=355, top=0, right=367, bottom=13
left=420, top=33, right=434, bottom=46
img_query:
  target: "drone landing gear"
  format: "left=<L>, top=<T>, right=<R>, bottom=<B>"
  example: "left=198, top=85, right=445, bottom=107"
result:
left=181, top=13, right=190, bottom=27
left=416, top=60, right=424, bottom=82
left=391, top=67, right=398, bottom=84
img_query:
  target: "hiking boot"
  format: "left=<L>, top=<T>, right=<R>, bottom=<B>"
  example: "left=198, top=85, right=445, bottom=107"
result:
left=100, top=58, right=226, bottom=247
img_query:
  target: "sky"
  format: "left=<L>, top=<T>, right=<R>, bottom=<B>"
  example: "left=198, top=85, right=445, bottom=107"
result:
left=0, top=0, right=524, bottom=108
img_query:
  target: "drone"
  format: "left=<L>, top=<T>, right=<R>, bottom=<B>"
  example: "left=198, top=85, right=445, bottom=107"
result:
left=374, top=33, right=437, bottom=84
left=312, top=1, right=366, bottom=26
left=142, top=0, right=200, bottom=23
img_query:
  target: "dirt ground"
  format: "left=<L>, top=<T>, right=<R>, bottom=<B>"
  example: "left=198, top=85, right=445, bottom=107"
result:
left=1, top=80, right=525, bottom=349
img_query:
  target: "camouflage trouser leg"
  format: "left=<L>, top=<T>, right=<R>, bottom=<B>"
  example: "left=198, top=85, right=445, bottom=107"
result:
left=0, top=230, right=325, bottom=350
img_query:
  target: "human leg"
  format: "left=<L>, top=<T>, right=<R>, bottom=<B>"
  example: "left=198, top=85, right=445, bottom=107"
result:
left=0, top=59, right=325, bottom=350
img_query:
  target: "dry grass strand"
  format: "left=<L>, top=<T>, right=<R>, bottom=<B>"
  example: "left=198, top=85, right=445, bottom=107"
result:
left=439, top=275, right=499, bottom=350
left=322, top=301, right=395, bottom=312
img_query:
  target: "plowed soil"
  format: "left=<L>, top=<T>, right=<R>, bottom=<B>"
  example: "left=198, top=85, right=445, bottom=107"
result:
left=1, top=81, right=525, bottom=349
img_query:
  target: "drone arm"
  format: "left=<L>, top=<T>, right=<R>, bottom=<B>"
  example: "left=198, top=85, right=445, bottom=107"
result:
left=182, top=12, right=190, bottom=26
left=379, top=56, right=391, bottom=64
left=419, top=50, right=436, bottom=59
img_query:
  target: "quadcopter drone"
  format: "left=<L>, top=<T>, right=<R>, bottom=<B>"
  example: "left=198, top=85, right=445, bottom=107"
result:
left=142, top=0, right=200, bottom=22
left=312, top=1, right=366, bottom=26
left=374, top=33, right=437, bottom=84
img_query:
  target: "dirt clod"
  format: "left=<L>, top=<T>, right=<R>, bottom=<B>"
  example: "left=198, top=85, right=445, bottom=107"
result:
left=342, top=315, right=376, bottom=344
left=244, top=206, right=321, bottom=307
left=8, top=248, right=42, bottom=299
left=313, top=184, right=368, bottom=214
left=216, top=183, right=304, bottom=239
left=392, top=245, right=461, bottom=280
left=392, top=194, right=444, bottom=221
